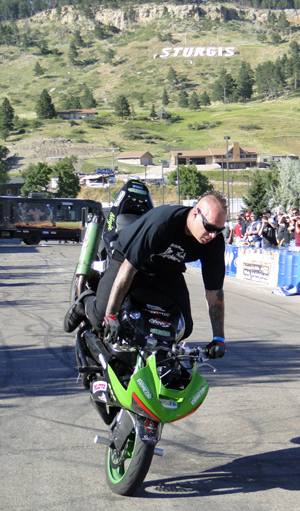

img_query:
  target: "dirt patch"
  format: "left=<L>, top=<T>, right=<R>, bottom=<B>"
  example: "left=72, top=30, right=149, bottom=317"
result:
left=7, top=137, right=108, bottom=173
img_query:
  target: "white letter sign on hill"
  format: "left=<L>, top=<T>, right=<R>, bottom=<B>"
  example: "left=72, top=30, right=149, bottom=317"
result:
left=160, top=47, right=235, bottom=58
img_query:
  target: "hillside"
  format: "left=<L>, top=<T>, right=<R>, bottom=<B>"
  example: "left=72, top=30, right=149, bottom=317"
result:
left=1, top=2, right=300, bottom=174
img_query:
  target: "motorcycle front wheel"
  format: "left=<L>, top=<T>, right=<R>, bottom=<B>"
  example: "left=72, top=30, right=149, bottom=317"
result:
left=106, top=430, right=154, bottom=496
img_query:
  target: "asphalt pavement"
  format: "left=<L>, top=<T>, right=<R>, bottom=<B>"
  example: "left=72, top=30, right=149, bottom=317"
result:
left=0, top=240, right=299, bottom=510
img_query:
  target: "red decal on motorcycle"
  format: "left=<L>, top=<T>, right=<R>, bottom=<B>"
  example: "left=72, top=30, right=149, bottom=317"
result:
left=93, top=381, right=107, bottom=393
left=171, top=403, right=202, bottom=422
left=132, top=393, right=161, bottom=422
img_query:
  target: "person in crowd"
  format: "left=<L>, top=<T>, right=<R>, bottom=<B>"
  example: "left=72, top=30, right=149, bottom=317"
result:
left=287, top=207, right=299, bottom=249
left=295, top=214, right=300, bottom=250
left=223, top=218, right=234, bottom=244
left=277, top=215, right=290, bottom=248
left=234, top=216, right=243, bottom=246
left=64, top=190, right=228, bottom=360
left=242, top=211, right=251, bottom=236
left=258, top=214, right=278, bottom=249
left=262, top=209, right=277, bottom=229
left=244, top=212, right=262, bottom=247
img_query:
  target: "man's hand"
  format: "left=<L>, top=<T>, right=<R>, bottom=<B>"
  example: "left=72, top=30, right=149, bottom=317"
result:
left=205, top=338, right=226, bottom=359
left=104, top=314, right=120, bottom=342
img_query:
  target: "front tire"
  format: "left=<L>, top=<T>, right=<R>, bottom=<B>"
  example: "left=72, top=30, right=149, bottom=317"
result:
left=106, top=430, right=154, bottom=496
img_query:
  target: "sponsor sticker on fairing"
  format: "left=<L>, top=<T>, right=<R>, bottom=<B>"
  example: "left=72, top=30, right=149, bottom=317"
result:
left=149, top=318, right=171, bottom=328
left=191, top=386, right=207, bottom=405
left=137, top=378, right=152, bottom=399
left=150, top=328, right=171, bottom=337
left=92, top=381, right=108, bottom=393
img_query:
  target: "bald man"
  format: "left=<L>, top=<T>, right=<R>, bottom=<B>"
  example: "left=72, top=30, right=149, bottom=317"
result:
left=64, top=190, right=227, bottom=359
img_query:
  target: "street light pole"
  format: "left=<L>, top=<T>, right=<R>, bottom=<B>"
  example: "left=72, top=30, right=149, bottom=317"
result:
left=177, top=152, right=182, bottom=205
left=242, top=174, right=249, bottom=188
left=144, top=165, right=147, bottom=184
left=162, top=165, right=164, bottom=204
left=221, top=155, right=224, bottom=194
left=112, top=148, right=115, bottom=173
left=224, top=136, right=230, bottom=218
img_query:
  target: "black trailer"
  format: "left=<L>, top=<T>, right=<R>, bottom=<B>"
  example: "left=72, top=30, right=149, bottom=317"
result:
left=0, top=195, right=102, bottom=245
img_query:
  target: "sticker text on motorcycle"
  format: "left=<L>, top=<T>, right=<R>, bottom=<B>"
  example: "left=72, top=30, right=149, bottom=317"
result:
left=136, top=379, right=152, bottom=399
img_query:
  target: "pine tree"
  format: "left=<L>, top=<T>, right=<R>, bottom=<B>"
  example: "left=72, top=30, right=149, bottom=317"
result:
left=242, top=171, right=270, bottom=216
left=0, top=144, right=9, bottom=184
left=150, top=104, right=156, bottom=119
left=189, top=91, right=200, bottom=110
left=64, top=95, right=82, bottom=110
left=105, top=48, right=116, bottom=64
left=114, top=95, right=131, bottom=120
left=35, top=89, right=56, bottom=119
left=34, top=61, right=44, bottom=77
left=162, top=88, right=169, bottom=106
left=167, top=66, right=178, bottom=85
left=178, top=90, right=188, bottom=108
left=68, top=42, right=79, bottom=65
left=200, top=91, right=211, bottom=108
left=73, top=29, right=85, bottom=47
left=81, top=85, right=97, bottom=108
left=212, top=69, right=237, bottom=103
left=236, top=61, right=254, bottom=102
left=0, top=97, right=14, bottom=134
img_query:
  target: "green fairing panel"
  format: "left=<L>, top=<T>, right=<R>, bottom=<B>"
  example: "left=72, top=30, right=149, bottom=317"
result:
left=107, top=355, right=209, bottom=423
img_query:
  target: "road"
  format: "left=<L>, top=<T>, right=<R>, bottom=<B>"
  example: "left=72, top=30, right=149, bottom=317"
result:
left=0, top=240, right=299, bottom=510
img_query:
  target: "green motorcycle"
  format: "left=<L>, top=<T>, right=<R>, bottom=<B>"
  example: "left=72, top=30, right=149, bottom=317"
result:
left=75, top=286, right=211, bottom=496
left=72, top=180, right=213, bottom=496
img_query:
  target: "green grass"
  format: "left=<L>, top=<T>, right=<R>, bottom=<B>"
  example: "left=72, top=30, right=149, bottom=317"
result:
left=1, top=9, right=300, bottom=169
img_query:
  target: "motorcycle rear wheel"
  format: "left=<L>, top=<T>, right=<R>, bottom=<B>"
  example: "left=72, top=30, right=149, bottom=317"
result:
left=106, top=430, right=154, bottom=496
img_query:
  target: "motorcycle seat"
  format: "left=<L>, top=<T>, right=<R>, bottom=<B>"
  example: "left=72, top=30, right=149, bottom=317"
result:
left=115, top=213, right=140, bottom=233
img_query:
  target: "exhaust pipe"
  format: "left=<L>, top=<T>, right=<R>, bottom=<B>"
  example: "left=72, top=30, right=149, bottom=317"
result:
left=94, top=435, right=111, bottom=447
left=154, top=447, right=164, bottom=456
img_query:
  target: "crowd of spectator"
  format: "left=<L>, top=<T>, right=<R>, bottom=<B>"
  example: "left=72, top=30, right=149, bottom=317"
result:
left=225, top=207, right=300, bottom=250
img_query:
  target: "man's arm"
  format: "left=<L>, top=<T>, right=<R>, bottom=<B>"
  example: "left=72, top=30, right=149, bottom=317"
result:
left=105, top=259, right=138, bottom=317
left=205, top=289, right=225, bottom=338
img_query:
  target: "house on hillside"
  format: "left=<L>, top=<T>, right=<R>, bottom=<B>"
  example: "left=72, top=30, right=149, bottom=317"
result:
left=170, top=142, right=259, bottom=169
left=56, top=109, right=97, bottom=120
left=117, top=151, right=154, bottom=166
left=0, top=177, right=25, bottom=196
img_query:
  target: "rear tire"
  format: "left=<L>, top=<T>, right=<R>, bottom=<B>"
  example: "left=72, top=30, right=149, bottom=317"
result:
left=106, top=430, right=154, bottom=496
left=23, top=233, right=41, bottom=245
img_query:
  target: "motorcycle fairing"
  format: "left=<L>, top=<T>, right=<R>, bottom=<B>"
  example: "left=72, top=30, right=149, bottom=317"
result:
left=106, top=354, right=209, bottom=423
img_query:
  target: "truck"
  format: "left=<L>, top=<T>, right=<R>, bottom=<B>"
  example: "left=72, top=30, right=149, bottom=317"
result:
left=0, top=194, right=102, bottom=245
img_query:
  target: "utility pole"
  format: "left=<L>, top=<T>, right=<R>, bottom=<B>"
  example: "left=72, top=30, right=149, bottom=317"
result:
left=224, top=136, right=230, bottom=219
left=177, top=153, right=182, bottom=204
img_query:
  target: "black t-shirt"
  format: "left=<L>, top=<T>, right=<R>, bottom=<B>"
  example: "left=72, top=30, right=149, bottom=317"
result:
left=115, top=205, right=225, bottom=290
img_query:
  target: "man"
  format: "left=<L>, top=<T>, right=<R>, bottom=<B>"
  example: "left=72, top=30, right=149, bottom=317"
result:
left=258, top=214, right=278, bottom=249
left=64, top=190, right=227, bottom=359
left=242, top=211, right=251, bottom=236
left=244, top=212, right=262, bottom=247
left=262, top=209, right=277, bottom=230
left=234, top=215, right=243, bottom=246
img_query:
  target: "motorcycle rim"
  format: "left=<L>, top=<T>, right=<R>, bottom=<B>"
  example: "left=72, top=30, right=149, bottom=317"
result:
left=106, top=429, right=154, bottom=496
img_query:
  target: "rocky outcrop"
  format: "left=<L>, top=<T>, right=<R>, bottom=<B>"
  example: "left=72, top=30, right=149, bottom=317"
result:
left=28, top=3, right=300, bottom=29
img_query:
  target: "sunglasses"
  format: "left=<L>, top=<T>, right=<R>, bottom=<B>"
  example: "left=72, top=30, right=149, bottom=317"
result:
left=197, top=208, right=225, bottom=234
